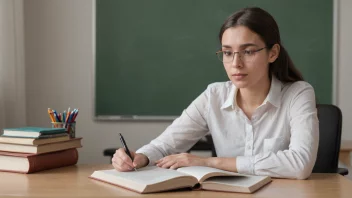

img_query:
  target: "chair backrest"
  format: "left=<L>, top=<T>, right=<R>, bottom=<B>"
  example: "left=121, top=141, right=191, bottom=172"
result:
left=312, top=104, right=342, bottom=173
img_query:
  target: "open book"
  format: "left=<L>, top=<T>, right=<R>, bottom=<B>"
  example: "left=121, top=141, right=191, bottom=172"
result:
left=90, top=166, right=271, bottom=194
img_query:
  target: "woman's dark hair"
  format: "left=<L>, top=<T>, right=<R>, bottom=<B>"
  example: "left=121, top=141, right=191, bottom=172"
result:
left=219, top=7, right=303, bottom=83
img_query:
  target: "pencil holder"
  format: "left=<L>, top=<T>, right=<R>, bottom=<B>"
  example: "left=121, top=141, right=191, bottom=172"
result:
left=66, top=122, right=76, bottom=138
left=51, top=122, right=64, bottom=129
left=51, top=121, right=76, bottom=138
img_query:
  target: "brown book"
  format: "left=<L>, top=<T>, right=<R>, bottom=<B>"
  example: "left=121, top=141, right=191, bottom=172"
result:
left=0, top=135, right=70, bottom=145
left=0, top=148, right=78, bottom=173
left=0, top=138, right=82, bottom=154
left=90, top=166, right=271, bottom=194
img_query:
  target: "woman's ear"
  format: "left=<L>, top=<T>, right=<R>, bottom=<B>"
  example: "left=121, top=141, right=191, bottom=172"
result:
left=268, top=44, right=280, bottom=63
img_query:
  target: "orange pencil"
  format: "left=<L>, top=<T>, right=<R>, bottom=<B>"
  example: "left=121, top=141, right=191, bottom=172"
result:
left=65, top=109, right=71, bottom=128
left=66, top=111, right=71, bottom=123
left=66, top=107, right=71, bottom=122
left=48, top=108, right=58, bottom=127
left=47, top=108, right=55, bottom=122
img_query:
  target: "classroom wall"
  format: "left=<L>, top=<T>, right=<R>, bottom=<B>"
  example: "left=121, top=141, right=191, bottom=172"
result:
left=337, top=0, right=352, bottom=140
left=23, top=0, right=352, bottom=164
left=0, top=0, right=26, bottom=130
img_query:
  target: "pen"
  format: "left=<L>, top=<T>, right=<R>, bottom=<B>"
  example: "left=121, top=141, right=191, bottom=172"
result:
left=119, top=133, right=137, bottom=171
left=52, top=110, right=60, bottom=122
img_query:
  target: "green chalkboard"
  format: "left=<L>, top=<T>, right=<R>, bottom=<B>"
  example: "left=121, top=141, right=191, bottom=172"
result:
left=95, top=0, right=332, bottom=119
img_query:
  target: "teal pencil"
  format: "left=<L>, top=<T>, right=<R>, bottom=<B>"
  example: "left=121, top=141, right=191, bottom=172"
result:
left=63, top=111, right=66, bottom=122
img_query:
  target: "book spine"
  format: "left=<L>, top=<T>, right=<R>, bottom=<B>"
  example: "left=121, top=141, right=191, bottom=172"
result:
left=26, top=148, right=78, bottom=173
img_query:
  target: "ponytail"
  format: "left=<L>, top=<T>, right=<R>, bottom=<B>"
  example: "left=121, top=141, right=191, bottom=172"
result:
left=270, top=46, right=304, bottom=83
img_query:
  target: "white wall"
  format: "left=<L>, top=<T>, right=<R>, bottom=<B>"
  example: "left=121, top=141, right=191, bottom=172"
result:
left=0, top=0, right=26, bottom=130
left=23, top=0, right=352, bottom=164
left=337, top=0, right=352, bottom=140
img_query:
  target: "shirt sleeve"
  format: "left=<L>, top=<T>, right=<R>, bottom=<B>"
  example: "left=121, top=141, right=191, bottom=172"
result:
left=236, top=82, right=319, bottom=179
left=136, top=87, right=210, bottom=165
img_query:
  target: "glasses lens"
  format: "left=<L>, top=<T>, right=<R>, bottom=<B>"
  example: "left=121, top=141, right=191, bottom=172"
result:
left=216, top=49, right=262, bottom=63
left=217, top=52, right=224, bottom=62
left=217, top=52, right=233, bottom=63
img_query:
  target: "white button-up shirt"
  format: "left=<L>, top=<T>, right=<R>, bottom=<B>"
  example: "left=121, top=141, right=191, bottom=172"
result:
left=137, top=77, right=319, bottom=179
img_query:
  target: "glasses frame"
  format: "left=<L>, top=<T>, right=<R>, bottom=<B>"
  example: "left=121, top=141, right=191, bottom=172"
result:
left=215, top=47, right=267, bottom=63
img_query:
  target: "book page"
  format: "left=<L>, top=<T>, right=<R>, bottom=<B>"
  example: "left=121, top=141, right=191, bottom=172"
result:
left=203, top=175, right=267, bottom=187
left=201, top=175, right=271, bottom=193
left=177, top=166, right=239, bottom=182
left=98, top=166, right=192, bottom=185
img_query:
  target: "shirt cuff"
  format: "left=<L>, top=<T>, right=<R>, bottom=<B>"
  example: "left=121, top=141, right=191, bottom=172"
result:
left=136, top=147, right=164, bottom=166
left=236, top=156, right=255, bottom=175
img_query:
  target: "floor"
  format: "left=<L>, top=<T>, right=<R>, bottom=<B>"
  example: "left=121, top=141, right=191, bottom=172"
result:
left=345, top=168, right=352, bottom=180
left=339, top=162, right=352, bottom=180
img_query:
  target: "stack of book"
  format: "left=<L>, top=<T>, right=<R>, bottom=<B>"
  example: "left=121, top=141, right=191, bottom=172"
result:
left=0, top=127, right=82, bottom=173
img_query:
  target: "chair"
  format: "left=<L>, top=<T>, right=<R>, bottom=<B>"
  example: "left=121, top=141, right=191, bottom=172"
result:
left=103, top=148, right=117, bottom=162
left=187, top=135, right=216, bottom=157
left=313, top=104, right=348, bottom=175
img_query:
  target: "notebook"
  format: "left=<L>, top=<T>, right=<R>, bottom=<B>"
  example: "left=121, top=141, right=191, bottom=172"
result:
left=2, top=127, right=66, bottom=138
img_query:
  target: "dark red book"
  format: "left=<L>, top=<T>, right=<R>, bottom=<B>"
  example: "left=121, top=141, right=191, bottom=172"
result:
left=0, top=148, right=78, bottom=173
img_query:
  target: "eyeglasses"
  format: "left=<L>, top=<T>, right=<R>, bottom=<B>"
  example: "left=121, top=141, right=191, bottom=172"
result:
left=215, top=47, right=267, bottom=63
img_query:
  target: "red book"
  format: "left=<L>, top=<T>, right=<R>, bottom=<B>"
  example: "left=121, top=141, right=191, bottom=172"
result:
left=0, top=148, right=78, bottom=173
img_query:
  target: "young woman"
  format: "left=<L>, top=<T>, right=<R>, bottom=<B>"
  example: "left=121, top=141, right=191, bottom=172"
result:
left=112, top=7, right=318, bottom=179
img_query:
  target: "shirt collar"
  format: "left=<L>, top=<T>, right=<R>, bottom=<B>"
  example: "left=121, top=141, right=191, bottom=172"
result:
left=264, top=76, right=282, bottom=108
left=220, top=83, right=238, bottom=110
left=220, top=76, right=282, bottom=110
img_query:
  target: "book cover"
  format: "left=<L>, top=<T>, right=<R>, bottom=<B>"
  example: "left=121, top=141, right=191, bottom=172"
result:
left=0, top=148, right=78, bottom=173
left=90, top=166, right=271, bottom=194
left=3, top=127, right=66, bottom=138
left=0, top=135, right=70, bottom=145
left=0, top=138, right=82, bottom=154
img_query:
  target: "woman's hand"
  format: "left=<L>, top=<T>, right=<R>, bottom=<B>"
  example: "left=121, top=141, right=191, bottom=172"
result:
left=112, top=148, right=149, bottom=171
left=155, top=153, right=208, bottom=169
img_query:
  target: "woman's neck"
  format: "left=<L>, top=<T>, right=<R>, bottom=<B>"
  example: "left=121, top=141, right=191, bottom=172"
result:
left=237, top=77, right=271, bottom=109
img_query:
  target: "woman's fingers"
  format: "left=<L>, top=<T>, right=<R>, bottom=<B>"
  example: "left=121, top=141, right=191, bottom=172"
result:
left=160, top=160, right=177, bottom=169
left=112, top=159, right=134, bottom=171
left=156, top=157, right=171, bottom=167
left=170, top=162, right=182, bottom=170
left=156, top=153, right=206, bottom=169
left=112, top=148, right=135, bottom=171
left=133, top=153, right=149, bottom=168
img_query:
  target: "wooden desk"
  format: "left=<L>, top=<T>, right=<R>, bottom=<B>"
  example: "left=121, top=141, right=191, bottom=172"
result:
left=340, top=140, right=352, bottom=166
left=1, top=164, right=352, bottom=198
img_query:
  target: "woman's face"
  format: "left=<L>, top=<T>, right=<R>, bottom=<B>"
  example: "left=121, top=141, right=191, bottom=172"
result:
left=221, top=26, right=278, bottom=89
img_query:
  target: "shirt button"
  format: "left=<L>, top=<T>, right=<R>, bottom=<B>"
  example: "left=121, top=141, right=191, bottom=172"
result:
left=247, top=145, right=251, bottom=150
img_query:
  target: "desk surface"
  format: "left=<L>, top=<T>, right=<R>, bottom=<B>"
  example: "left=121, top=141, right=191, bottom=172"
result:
left=1, top=164, right=352, bottom=198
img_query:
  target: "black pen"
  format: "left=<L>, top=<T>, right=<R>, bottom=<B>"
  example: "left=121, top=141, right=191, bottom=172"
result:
left=119, top=133, right=137, bottom=171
